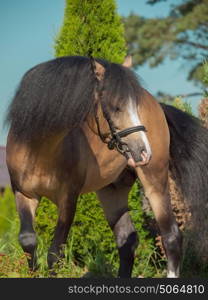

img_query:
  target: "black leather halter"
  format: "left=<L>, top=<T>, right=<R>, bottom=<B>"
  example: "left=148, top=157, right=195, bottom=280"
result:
left=94, top=104, right=147, bottom=158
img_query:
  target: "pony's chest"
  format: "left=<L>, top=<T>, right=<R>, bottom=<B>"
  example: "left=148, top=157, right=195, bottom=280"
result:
left=80, top=148, right=126, bottom=193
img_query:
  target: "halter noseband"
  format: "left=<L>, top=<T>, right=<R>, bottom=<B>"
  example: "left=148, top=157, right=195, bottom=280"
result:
left=94, top=103, right=147, bottom=158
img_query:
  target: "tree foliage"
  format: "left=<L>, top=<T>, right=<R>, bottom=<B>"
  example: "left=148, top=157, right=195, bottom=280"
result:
left=54, top=0, right=126, bottom=63
left=123, top=0, right=208, bottom=85
left=203, top=61, right=208, bottom=94
left=198, top=61, right=208, bottom=127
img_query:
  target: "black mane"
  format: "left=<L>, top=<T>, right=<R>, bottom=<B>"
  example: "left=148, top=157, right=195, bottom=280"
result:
left=6, top=56, right=142, bottom=141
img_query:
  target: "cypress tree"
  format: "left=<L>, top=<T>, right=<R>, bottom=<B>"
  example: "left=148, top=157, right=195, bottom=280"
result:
left=54, top=0, right=126, bottom=63
left=52, top=0, right=157, bottom=278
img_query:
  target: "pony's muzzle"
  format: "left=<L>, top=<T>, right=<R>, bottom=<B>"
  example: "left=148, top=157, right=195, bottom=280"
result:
left=126, top=145, right=151, bottom=168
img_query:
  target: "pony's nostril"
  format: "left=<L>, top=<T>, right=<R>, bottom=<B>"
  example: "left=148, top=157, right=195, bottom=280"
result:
left=129, top=147, right=148, bottom=163
left=130, top=149, right=143, bottom=162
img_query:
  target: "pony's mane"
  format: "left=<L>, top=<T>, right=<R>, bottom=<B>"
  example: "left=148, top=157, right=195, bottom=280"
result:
left=6, top=56, right=142, bottom=141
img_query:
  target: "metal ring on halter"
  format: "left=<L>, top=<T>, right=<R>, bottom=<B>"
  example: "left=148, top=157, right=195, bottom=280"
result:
left=115, top=142, right=130, bottom=154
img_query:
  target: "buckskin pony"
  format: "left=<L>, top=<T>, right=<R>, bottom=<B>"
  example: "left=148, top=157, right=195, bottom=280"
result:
left=5, top=56, right=208, bottom=277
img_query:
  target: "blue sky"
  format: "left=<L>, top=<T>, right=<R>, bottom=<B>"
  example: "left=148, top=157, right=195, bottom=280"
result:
left=0, top=0, right=201, bottom=145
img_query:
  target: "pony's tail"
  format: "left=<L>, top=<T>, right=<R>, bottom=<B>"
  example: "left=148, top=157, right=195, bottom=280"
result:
left=160, top=103, right=208, bottom=257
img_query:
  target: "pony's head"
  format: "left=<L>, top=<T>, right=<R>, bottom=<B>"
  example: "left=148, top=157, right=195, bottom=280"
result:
left=92, top=57, right=152, bottom=168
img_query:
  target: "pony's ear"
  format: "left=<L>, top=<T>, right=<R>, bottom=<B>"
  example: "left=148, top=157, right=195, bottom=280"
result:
left=122, top=55, right=132, bottom=68
left=90, top=58, right=105, bottom=81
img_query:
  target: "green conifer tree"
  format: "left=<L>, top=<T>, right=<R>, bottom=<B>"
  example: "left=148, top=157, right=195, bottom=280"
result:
left=54, top=0, right=126, bottom=63
left=51, top=0, right=157, bottom=277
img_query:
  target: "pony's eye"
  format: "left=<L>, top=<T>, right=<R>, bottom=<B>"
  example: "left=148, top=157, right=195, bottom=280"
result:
left=109, top=104, right=122, bottom=113
left=115, top=106, right=121, bottom=113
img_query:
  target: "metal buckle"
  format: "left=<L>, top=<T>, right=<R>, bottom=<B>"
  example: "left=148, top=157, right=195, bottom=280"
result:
left=116, top=142, right=129, bottom=154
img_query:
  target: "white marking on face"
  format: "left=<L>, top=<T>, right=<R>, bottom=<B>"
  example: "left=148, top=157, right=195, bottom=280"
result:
left=127, top=99, right=152, bottom=158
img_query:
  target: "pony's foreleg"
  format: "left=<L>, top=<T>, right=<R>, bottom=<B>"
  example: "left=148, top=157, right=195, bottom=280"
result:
left=47, top=192, right=78, bottom=270
left=15, top=191, right=39, bottom=271
left=137, top=167, right=182, bottom=278
left=96, top=169, right=138, bottom=278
